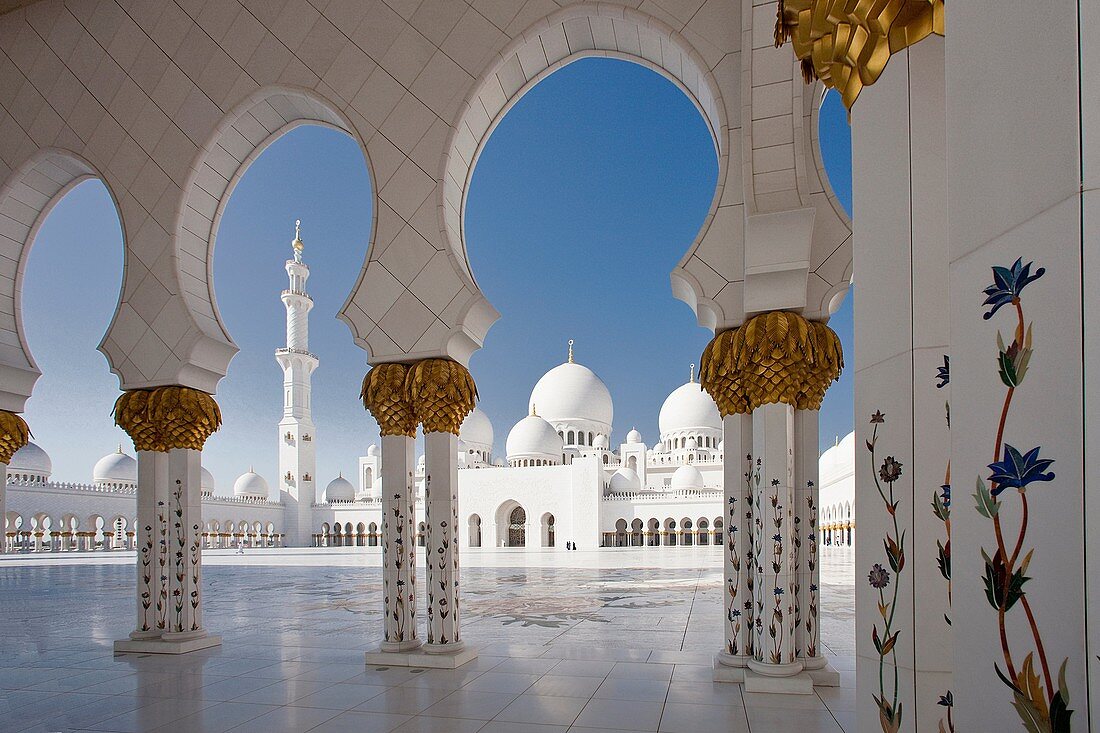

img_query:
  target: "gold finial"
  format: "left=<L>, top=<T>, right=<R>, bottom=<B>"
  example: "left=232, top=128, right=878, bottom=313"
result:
left=690, top=363, right=695, bottom=383
left=530, top=403, right=536, bottom=416
left=292, top=219, right=304, bottom=262
left=567, top=339, right=574, bottom=364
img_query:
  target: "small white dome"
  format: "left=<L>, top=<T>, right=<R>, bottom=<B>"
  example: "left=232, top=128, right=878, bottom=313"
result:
left=593, top=434, right=609, bottom=449
left=201, top=467, right=215, bottom=494
left=9, top=441, right=51, bottom=477
left=626, top=428, right=642, bottom=444
left=651, top=442, right=667, bottom=454
left=417, top=454, right=426, bottom=467
left=326, top=475, right=354, bottom=503
left=233, top=470, right=269, bottom=499
left=506, top=414, right=564, bottom=461
left=659, top=381, right=721, bottom=436
left=686, top=436, right=698, bottom=450
left=459, top=407, right=494, bottom=449
left=529, top=360, right=613, bottom=428
left=93, top=447, right=136, bottom=484
left=671, top=464, right=705, bottom=491
left=718, top=440, right=725, bottom=452
left=609, top=467, right=641, bottom=492
left=820, top=432, right=856, bottom=485
left=366, top=444, right=379, bottom=457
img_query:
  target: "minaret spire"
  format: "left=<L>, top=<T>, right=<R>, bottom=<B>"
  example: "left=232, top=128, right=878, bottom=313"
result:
left=690, top=363, right=696, bottom=383
left=276, top=219, right=318, bottom=547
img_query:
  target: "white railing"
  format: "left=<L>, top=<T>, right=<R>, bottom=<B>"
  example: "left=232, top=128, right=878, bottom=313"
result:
left=604, top=488, right=723, bottom=502
left=7, top=479, right=136, bottom=495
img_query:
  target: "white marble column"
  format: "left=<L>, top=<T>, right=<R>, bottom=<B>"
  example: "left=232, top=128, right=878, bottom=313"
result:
left=0, top=461, right=6, bottom=555
left=117, top=449, right=220, bottom=654
left=794, top=409, right=839, bottom=686
left=747, top=401, right=809, bottom=693
left=130, top=450, right=168, bottom=640
left=379, top=433, right=420, bottom=653
left=424, top=430, right=464, bottom=654
left=715, top=412, right=753, bottom=681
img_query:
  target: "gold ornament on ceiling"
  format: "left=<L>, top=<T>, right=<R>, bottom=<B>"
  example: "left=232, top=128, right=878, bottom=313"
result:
left=699, top=311, right=843, bottom=415
left=774, top=0, right=944, bottom=111
left=406, top=358, right=478, bottom=435
left=113, top=386, right=222, bottom=451
left=361, top=363, right=417, bottom=438
left=0, top=410, right=30, bottom=464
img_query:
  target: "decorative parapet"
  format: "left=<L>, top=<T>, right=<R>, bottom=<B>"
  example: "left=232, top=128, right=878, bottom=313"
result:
left=604, top=489, right=724, bottom=502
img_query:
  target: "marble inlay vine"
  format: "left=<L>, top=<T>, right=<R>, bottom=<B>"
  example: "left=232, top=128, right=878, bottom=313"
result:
left=971, top=258, right=1071, bottom=730
left=156, top=498, right=168, bottom=630
left=171, top=479, right=186, bottom=632
left=867, top=410, right=904, bottom=732
left=806, top=486, right=820, bottom=658
left=747, top=457, right=759, bottom=658
left=933, top=353, right=954, bottom=731
left=724, top=454, right=749, bottom=657
left=139, top=518, right=154, bottom=632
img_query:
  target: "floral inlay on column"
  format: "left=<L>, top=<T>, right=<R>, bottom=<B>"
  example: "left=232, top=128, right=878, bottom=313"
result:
left=805, top=484, right=819, bottom=658
left=932, top=354, right=953, bottom=731
left=971, top=258, right=1071, bottom=730
left=867, top=410, right=904, bottom=733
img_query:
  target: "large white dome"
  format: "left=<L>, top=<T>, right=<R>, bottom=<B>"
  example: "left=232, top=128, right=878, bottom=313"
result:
left=326, top=475, right=354, bottom=503
left=671, top=464, right=705, bottom=490
left=460, top=407, right=494, bottom=448
left=9, top=441, right=51, bottom=477
left=201, top=467, right=215, bottom=494
left=529, top=361, right=613, bottom=428
left=233, top=470, right=269, bottom=499
left=659, top=381, right=721, bottom=436
left=93, top=447, right=136, bottom=484
left=609, top=467, right=641, bottom=492
left=820, top=432, right=856, bottom=485
left=506, top=414, right=563, bottom=460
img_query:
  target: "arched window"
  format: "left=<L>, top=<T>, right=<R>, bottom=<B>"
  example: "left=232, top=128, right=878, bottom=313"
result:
left=577, top=432, right=585, bottom=446
left=567, top=430, right=575, bottom=444
left=588, top=432, right=594, bottom=445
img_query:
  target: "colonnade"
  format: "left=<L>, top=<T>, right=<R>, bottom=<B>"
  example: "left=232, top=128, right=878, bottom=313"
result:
left=701, top=310, right=842, bottom=692
left=361, top=358, right=478, bottom=667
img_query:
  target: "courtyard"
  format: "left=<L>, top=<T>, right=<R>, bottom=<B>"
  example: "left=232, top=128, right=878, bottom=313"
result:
left=0, top=546, right=853, bottom=732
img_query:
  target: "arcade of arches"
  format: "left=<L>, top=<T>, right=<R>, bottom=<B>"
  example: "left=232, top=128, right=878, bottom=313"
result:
left=1, top=2, right=1097, bottom=732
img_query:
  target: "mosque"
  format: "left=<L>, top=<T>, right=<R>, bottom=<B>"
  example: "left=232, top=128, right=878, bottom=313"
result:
left=2, top=234, right=856, bottom=553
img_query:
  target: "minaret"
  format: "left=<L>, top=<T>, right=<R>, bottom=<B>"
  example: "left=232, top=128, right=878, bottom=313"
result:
left=276, top=220, right=318, bottom=547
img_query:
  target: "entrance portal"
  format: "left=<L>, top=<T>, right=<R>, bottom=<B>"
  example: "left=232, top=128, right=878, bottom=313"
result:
left=508, top=507, right=526, bottom=547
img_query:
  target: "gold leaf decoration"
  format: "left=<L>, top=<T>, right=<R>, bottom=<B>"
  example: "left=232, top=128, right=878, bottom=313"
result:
left=699, top=311, right=843, bottom=415
left=0, top=411, right=31, bottom=464
left=361, top=363, right=417, bottom=437
left=406, top=358, right=478, bottom=435
left=113, top=386, right=222, bottom=451
left=775, top=0, right=945, bottom=111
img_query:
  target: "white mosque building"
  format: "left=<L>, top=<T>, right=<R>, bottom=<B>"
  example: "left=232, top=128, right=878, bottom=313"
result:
left=3, top=229, right=855, bottom=552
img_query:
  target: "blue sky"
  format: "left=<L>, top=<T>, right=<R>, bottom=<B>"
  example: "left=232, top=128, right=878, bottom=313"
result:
left=22, top=58, right=852, bottom=495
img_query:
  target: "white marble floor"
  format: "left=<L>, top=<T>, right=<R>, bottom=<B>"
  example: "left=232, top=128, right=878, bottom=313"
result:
left=0, top=546, right=855, bottom=733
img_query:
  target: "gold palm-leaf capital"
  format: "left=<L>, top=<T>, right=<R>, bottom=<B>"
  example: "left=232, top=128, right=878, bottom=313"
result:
left=406, top=358, right=477, bottom=435
left=0, top=410, right=30, bottom=464
left=362, top=363, right=417, bottom=437
left=114, top=386, right=222, bottom=451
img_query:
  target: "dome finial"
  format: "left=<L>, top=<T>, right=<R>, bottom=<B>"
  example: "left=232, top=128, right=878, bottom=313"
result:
left=116, top=443, right=123, bottom=454
left=530, top=403, right=537, bottom=416
left=291, top=219, right=304, bottom=262
left=689, top=363, right=695, bottom=383
left=567, top=339, right=574, bottom=363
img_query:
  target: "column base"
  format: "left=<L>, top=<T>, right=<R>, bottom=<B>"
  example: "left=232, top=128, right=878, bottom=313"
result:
left=712, top=651, right=749, bottom=683
left=380, top=638, right=423, bottom=653
left=744, top=669, right=814, bottom=694
left=801, top=658, right=841, bottom=687
left=114, top=633, right=221, bottom=655
left=365, top=644, right=478, bottom=669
